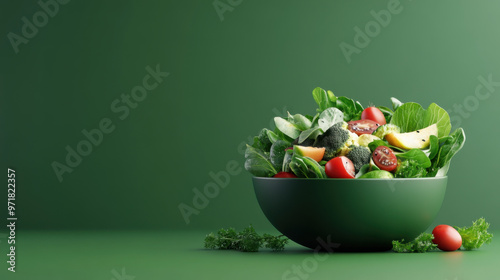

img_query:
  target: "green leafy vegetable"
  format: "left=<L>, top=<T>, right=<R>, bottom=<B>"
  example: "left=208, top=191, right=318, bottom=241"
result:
left=393, top=218, right=493, bottom=253
left=204, top=225, right=288, bottom=252
left=394, top=159, right=427, bottom=178
left=312, top=87, right=334, bottom=112
left=454, top=218, right=493, bottom=250
left=396, top=149, right=431, bottom=169
left=298, top=107, right=344, bottom=144
left=251, top=128, right=273, bottom=151
left=298, top=127, right=322, bottom=144
left=390, top=102, right=451, bottom=138
left=422, top=103, right=452, bottom=138
left=327, top=90, right=337, bottom=104
left=287, top=112, right=312, bottom=131
left=289, top=154, right=326, bottom=178
left=428, top=135, right=439, bottom=160
left=244, top=145, right=277, bottom=177
left=428, top=128, right=466, bottom=177
left=266, top=129, right=280, bottom=144
left=317, top=107, right=344, bottom=132
left=392, top=233, right=438, bottom=253
left=336, top=96, right=363, bottom=121
left=312, top=87, right=363, bottom=121
left=282, top=149, right=293, bottom=173
left=355, top=164, right=371, bottom=178
left=274, top=117, right=301, bottom=139
left=269, top=140, right=291, bottom=172
left=390, top=102, right=426, bottom=133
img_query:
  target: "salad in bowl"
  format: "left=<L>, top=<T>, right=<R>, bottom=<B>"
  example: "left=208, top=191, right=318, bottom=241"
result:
left=244, top=87, right=465, bottom=179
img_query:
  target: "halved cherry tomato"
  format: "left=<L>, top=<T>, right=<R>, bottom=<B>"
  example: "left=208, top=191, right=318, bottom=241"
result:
left=347, top=119, right=380, bottom=136
left=325, top=156, right=355, bottom=179
left=372, top=146, right=397, bottom=171
left=273, top=172, right=297, bottom=178
left=432, top=225, right=462, bottom=251
left=361, top=107, right=386, bottom=125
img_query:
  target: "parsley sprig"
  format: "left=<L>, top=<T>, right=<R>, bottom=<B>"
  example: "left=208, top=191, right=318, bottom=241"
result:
left=454, top=217, right=493, bottom=250
left=392, top=233, right=438, bottom=253
left=204, top=225, right=288, bottom=252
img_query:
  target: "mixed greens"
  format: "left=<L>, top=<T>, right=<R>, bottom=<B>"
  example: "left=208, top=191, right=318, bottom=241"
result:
left=245, top=87, right=466, bottom=179
left=392, top=218, right=493, bottom=253
left=204, top=225, right=288, bottom=252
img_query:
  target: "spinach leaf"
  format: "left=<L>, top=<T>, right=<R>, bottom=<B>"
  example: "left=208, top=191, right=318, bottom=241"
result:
left=312, top=87, right=334, bottom=112
left=297, top=107, right=343, bottom=144
left=337, top=96, right=363, bottom=121
left=356, top=160, right=386, bottom=178
left=327, top=90, right=337, bottom=104
left=273, top=127, right=294, bottom=143
left=428, top=128, right=466, bottom=176
left=289, top=154, right=326, bottom=178
left=287, top=112, right=312, bottom=131
left=251, top=128, right=273, bottom=151
left=266, top=129, right=280, bottom=144
left=312, top=88, right=362, bottom=121
left=395, top=149, right=431, bottom=168
left=298, top=127, right=323, bottom=144
left=428, top=135, right=439, bottom=160
left=274, top=117, right=301, bottom=139
left=244, top=145, right=277, bottom=177
left=270, top=140, right=291, bottom=172
left=282, top=149, right=293, bottom=172
left=317, top=107, right=344, bottom=132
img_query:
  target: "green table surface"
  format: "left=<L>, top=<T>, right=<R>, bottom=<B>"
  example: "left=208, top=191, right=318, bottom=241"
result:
left=1, top=230, right=499, bottom=280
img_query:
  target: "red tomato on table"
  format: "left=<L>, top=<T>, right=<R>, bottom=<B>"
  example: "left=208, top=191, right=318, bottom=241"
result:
left=432, top=225, right=462, bottom=251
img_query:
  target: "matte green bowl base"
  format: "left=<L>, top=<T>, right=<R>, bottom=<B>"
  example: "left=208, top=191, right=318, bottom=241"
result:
left=253, top=177, right=447, bottom=252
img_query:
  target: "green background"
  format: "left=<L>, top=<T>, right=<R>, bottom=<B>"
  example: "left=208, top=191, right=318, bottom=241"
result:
left=1, top=0, right=499, bottom=279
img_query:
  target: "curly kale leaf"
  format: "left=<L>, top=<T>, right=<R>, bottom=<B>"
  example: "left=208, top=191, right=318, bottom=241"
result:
left=455, top=218, right=493, bottom=250
left=204, top=225, right=289, bottom=252
left=392, top=233, right=437, bottom=253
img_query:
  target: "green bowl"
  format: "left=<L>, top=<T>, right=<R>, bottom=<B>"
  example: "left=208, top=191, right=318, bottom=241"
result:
left=253, top=177, right=447, bottom=252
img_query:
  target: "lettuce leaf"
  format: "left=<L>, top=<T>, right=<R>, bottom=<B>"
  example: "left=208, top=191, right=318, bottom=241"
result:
left=390, top=102, right=451, bottom=138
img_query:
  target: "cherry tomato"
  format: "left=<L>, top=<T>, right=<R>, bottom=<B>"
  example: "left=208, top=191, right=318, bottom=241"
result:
left=347, top=119, right=380, bottom=136
left=432, top=225, right=462, bottom=251
left=273, top=172, right=297, bottom=178
left=361, top=107, right=386, bottom=125
left=325, top=156, right=355, bottom=179
left=372, top=146, right=397, bottom=171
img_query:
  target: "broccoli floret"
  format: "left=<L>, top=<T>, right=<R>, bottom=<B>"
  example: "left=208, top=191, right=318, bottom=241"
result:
left=314, top=123, right=358, bottom=160
left=345, top=145, right=371, bottom=173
